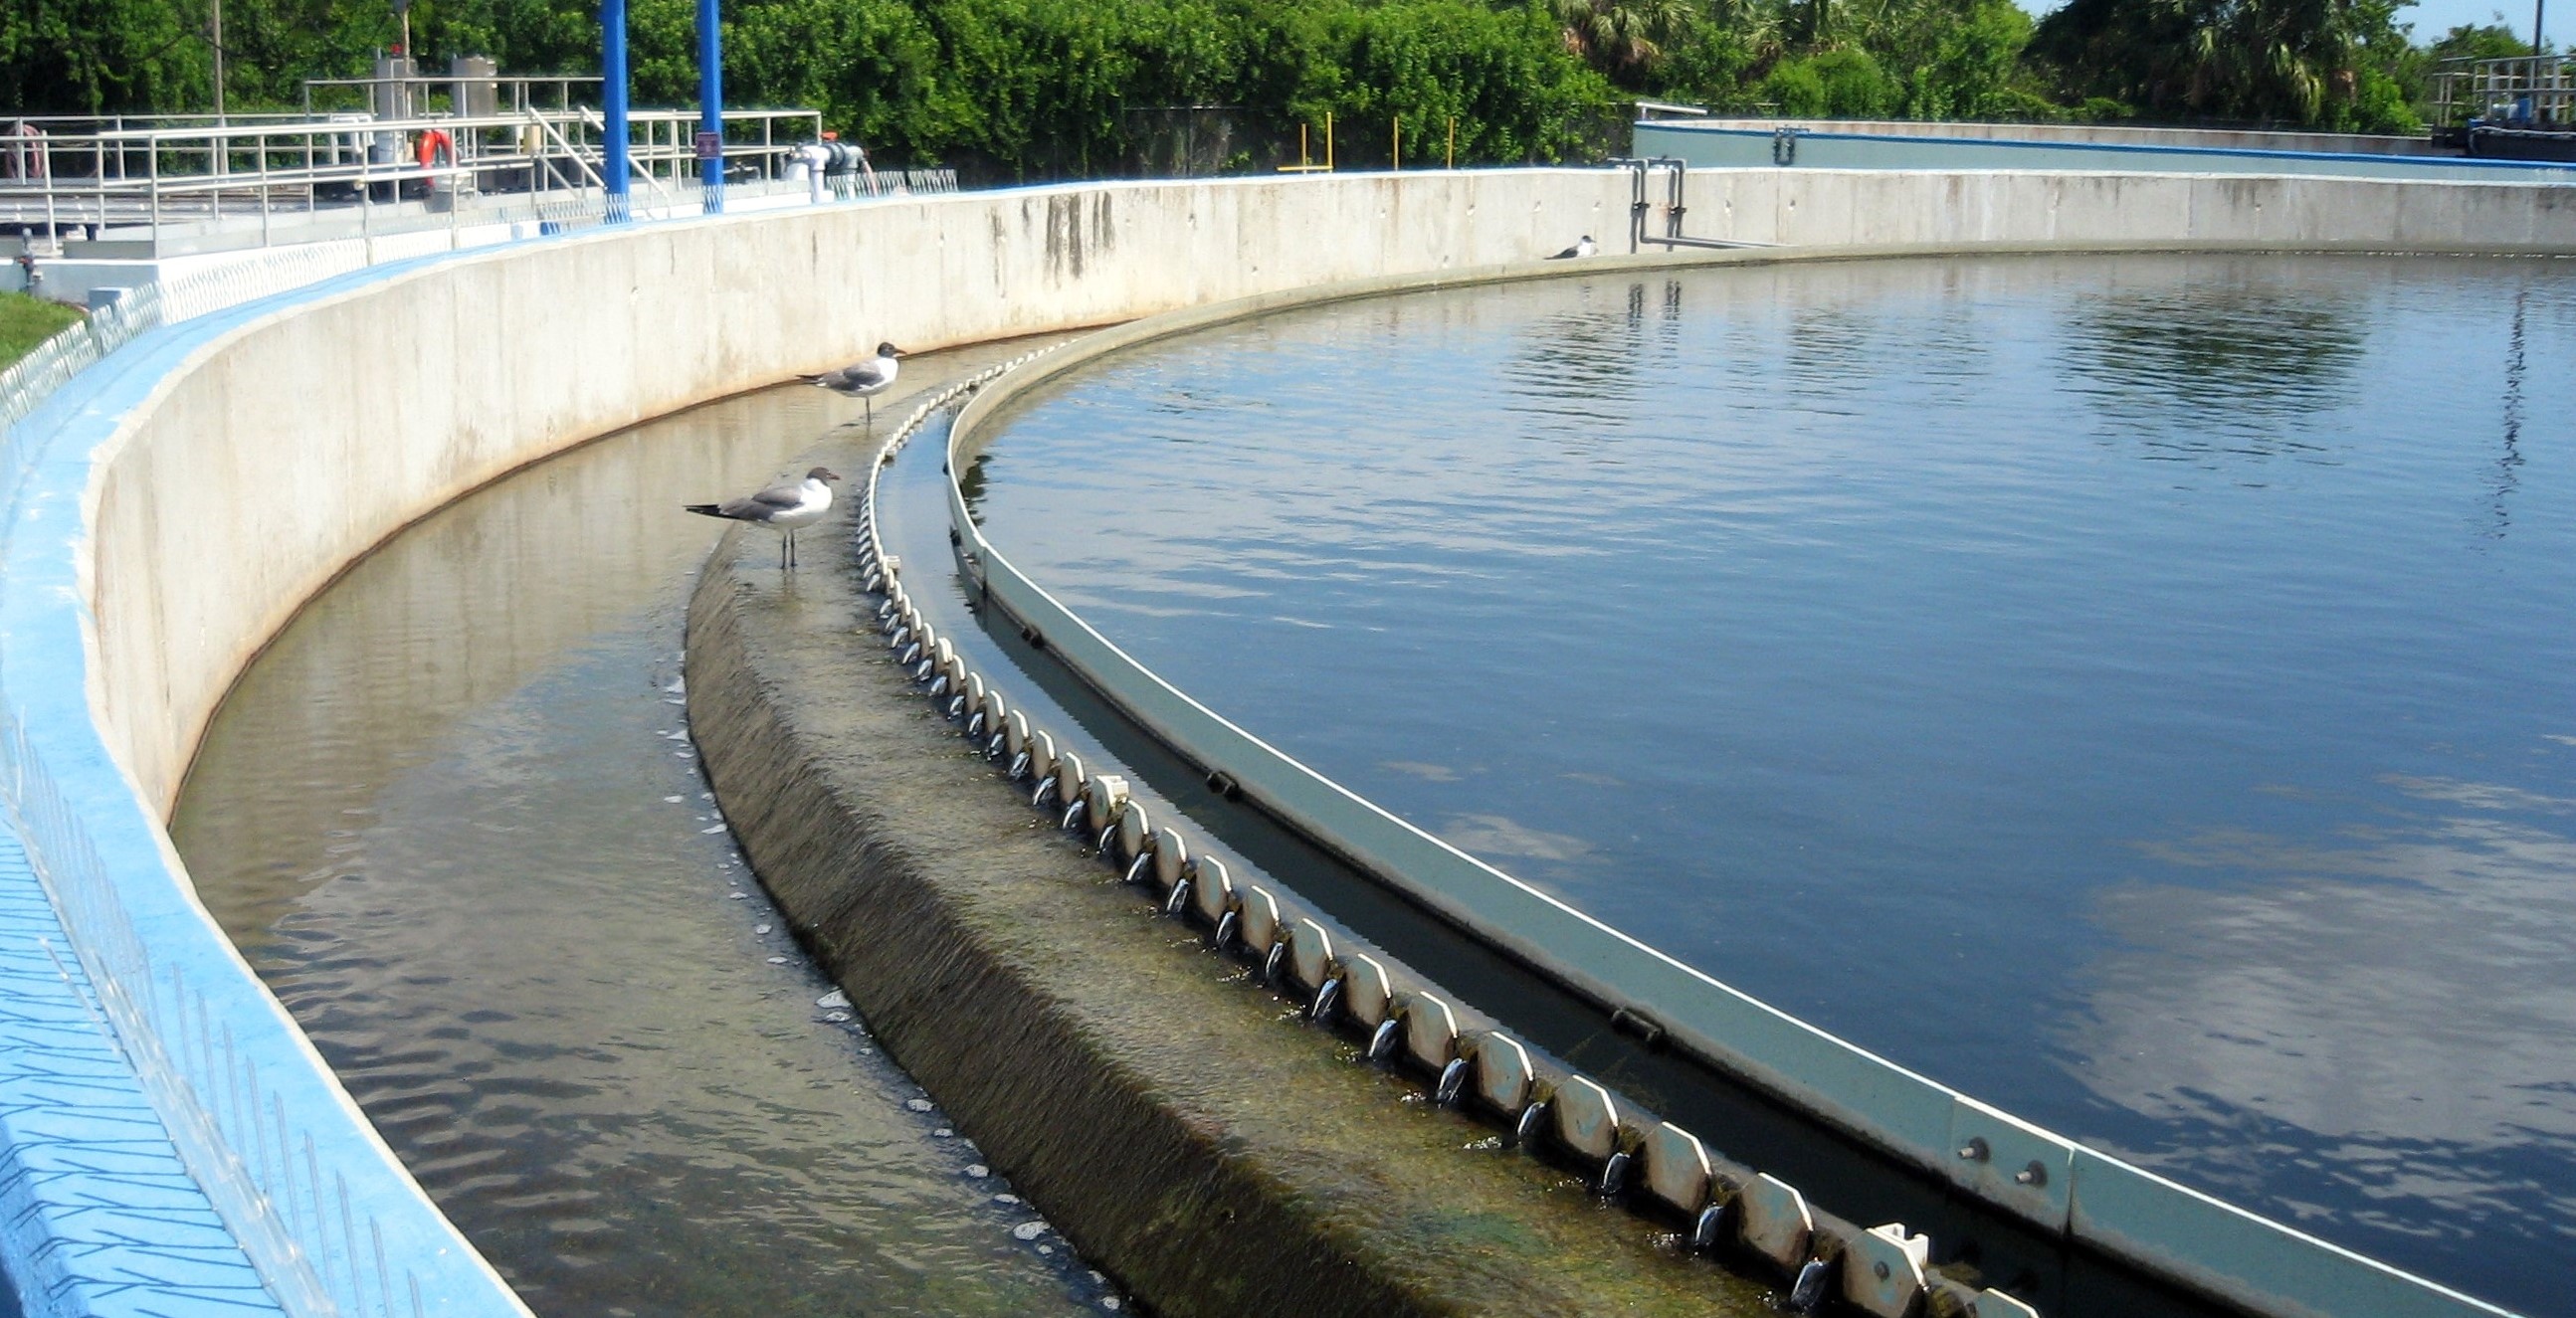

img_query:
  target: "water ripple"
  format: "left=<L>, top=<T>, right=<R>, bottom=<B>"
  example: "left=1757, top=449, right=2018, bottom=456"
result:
left=974, top=253, right=2576, bottom=1316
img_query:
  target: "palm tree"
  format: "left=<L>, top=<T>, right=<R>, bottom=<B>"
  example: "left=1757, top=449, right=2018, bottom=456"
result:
left=2038, top=0, right=2390, bottom=123
left=2173, top=0, right=2368, bottom=120
left=1553, top=0, right=1697, bottom=76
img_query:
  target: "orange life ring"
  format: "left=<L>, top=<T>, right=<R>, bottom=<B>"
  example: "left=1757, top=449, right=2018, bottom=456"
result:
left=415, top=128, right=455, bottom=170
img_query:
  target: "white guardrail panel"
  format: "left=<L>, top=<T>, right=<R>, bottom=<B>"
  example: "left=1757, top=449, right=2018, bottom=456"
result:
left=943, top=255, right=2524, bottom=1318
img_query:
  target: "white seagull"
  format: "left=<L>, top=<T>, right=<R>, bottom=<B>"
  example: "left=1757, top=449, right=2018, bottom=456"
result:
left=1547, top=235, right=1598, bottom=260
left=686, top=467, right=842, bottom=570
left=803, top=342, right=907, bottom=422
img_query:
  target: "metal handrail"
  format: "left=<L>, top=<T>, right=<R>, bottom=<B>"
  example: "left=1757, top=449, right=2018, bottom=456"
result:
left=2428, top=54, right=2576, bottom=126
left=0, top=103, right=826, bottom=254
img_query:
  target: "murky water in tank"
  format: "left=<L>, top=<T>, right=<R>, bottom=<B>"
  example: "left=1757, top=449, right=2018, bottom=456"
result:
left=968, top=254, right=2576, bottom=1316
left=172, top=347, right=1103, bottom=1318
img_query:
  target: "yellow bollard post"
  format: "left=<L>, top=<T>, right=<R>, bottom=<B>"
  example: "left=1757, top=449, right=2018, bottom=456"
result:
left=1447, top=116, right=1457, bottom=169
left=1393, top=116, right=1401, bottom=171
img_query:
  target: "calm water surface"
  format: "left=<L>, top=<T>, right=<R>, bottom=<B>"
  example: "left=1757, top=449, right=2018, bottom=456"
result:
left=972, top=255, right=2576, bottom=1314
left=174, top=351, right=1103, bottom=1318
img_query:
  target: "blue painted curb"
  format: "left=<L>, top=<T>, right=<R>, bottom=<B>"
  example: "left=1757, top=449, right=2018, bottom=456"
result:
left=0, top=245, right=536, bottom=1318
left=0, top=834, right=277, bottom=1318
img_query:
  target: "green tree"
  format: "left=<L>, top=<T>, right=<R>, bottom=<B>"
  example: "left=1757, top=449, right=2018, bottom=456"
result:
left=1761, top=54, right=1829, bottom=113
left=2, top=0, right=209, bottom=112
left=1812, top=45, right=1894, bottom=113
left=1879, top=0, right=2043, bottom=118
left=1551, top=0, right=1694, bottom=76
left=2030, top=0, right=2421, bottom=126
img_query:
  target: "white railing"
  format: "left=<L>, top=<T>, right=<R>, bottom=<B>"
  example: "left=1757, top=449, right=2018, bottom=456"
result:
left=0, top=105, right=825, bottom=255
left=2430, top=55, right=2576, bottom=127
left=826, top=168, right=961, bottom=201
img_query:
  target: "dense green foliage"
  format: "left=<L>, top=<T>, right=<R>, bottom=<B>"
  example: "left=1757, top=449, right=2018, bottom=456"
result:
left=2026, top=0, right=2430, bottom=131
left=0, top=290, right=82, bottom=365
left=0, top=0, right=2536, bottom=175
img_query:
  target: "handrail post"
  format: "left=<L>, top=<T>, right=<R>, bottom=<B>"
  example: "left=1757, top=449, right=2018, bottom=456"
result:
left=697, top=0, right=723, bottom=214
left=602, top=0, right=632, bottom=223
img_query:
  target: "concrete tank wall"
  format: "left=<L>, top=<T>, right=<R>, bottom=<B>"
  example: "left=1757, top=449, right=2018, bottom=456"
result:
left=1675, top=117, right=2445, bottom=156
left=86, top=166, right=2576, bottom=813
left=10, top=165, right=2576, bottom=1315
left=1639, top=120, right=2576, bottom=183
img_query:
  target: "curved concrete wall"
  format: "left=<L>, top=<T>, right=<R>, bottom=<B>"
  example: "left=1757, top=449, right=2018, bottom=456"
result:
left=1683, top=117, right=2443, bottom=157
left=73, top=166, right=2576, bottom=813
left=7, top=167, right=2576, bottom=1315
left=1641, top=120, right=2576, bottom=183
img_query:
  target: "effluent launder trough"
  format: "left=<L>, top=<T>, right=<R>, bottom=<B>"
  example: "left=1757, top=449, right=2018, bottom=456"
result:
left=956, top=253, right=2576, bottom=1318
left=168, top=343, right=1118, bottom=1317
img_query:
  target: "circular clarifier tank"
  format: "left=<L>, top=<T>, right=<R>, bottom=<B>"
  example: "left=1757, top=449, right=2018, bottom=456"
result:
left=966, top=252, right=2576, bottom=1316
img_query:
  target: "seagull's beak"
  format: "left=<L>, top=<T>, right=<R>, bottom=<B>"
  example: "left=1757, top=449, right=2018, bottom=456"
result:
left=819, top=470, right=844, bottom=482
left=891, top=347, right=909, bottom=358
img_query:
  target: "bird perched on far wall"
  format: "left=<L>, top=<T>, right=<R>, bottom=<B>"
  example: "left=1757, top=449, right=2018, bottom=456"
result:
left=1548, top=235, right=1597, bottom=260
left=804, top=342, right=906, bottom=422
left=685, top=467, right=842, bottom=570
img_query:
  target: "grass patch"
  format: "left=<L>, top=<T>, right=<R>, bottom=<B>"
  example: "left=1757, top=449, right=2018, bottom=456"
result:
left=0, top=291, right=84, bottom=368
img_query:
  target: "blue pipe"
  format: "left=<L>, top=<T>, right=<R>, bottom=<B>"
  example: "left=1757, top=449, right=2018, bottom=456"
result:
left=697, top=0, right=723, bottom=213
left=602, top=0, right=631, bottom=222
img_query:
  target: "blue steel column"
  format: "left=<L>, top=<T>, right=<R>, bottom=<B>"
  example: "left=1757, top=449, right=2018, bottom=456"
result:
left=603, top=0, right=632, bottom=222
left=698, top=0, right=724, bottom=213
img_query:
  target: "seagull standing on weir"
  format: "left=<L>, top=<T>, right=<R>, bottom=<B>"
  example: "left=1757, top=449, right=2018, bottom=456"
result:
left=1548, top=235, right=1598, bottom=260
left=804, top=342, right=906, bottom=422
left=685, top=467, right=842, bottom=570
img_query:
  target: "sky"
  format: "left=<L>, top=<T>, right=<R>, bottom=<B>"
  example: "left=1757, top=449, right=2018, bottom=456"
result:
left=2398, top=0, right=2547, bottom=42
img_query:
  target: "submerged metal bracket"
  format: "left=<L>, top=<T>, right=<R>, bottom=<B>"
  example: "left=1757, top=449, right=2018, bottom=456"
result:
left=1609, top=155, right=1762, bottom=254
